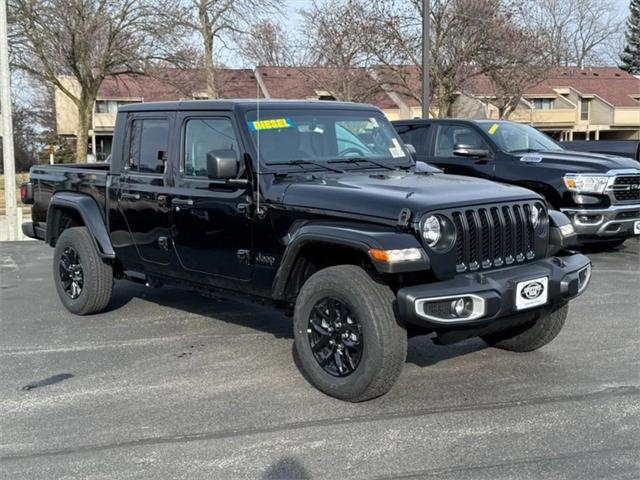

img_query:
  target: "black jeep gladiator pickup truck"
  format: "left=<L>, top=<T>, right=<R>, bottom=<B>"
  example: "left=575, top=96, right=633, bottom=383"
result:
left=393, top=119, right=640, bottom=248
left=21, top=100, right=591, bottom=401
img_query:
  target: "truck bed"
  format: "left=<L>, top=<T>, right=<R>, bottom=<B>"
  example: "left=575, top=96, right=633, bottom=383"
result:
left=29, top=164, right=110, bottom=224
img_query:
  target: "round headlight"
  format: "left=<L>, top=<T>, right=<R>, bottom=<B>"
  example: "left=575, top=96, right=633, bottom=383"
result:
left=422, top=215, right=442, bottom=247
left=531, top=204, right=541, bottom=228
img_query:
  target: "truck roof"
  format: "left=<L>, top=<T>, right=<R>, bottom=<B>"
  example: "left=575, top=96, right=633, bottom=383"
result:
left=118, top=99, right=381, bottom=113
left=391, top=118, right=512, bottom=126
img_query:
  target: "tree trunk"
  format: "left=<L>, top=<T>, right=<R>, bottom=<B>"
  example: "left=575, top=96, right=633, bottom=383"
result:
left=75, top=96, right=94, bottom=163
left=204, top=36, right=218, bottom=99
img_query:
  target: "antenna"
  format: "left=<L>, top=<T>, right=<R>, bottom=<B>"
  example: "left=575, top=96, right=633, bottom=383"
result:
left=256, top=70, right=261, bottom=214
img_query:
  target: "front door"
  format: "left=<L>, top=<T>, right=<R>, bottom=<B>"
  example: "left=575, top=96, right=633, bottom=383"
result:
left=429, top=123, right=494, bottom=179
left=170, top=114, right=252, bottom=285
left=116, top=114, right=173, bottom=268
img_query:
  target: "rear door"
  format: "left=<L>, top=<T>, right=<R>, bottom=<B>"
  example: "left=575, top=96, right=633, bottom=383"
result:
left=428, top=122, right=495, bottom=179
left=170, top=113, right=252, bottom=285
left=116, top=113, right=173, bottom=267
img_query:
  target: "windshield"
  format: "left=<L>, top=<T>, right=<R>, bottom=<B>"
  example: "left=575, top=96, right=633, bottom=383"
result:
left=245, top=108, right=411, bottom=170
left=479, top=122, right=563, bottom=153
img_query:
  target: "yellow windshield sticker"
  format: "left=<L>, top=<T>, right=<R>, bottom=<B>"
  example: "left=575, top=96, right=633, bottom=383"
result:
left=488, top=123, right=499, bottom=135
left=248, top=117, right=294, bottom=131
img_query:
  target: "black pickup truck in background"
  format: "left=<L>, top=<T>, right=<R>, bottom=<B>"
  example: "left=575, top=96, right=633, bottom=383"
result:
left=560, top=140, right=640, bottom=162
left=21, top=100, right=591, bottom=401
left=394, top=119, right=640, bottom=248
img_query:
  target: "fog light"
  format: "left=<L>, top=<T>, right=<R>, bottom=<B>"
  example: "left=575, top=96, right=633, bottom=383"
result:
left=576, top=215, right=602, bottom=225
left=415, top=294, right=486, bottom=323
left=451, top=297, right=473, bottom=317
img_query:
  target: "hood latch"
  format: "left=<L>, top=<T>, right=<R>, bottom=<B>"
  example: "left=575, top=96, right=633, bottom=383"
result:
left=396, top=208, right=413, bottom=230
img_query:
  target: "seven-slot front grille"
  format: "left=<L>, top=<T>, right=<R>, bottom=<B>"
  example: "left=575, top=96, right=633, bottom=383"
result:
left=612, top=176, right=640, bottom=202
left=451, top=203, right=539, bottom=273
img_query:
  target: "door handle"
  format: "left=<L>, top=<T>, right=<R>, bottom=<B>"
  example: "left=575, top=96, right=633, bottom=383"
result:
left=171, top=198, right=194, bottom=207
left=121, top=192, right=140, bottom=200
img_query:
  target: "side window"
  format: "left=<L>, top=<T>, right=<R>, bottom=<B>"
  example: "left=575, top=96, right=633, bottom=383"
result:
left=395, top=125, right=429, bottom=155
left=434, top=125, right=487, bottom=157
left=127, top=118, right=169, bottom=174
left=184, top=118, right=239, bottom=177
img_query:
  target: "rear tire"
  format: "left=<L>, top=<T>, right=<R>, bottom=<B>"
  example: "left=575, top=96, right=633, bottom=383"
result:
left=53, top=227, right=113, bottom=315
left=481, top=303, right=568, bottom=352
left=293, top=265, right=407, bottom=402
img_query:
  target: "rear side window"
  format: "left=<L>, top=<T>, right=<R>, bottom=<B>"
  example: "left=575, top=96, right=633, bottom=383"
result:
left=183, top=118, right=239, bottom=177
left=127, top=118, right=169, bottom=174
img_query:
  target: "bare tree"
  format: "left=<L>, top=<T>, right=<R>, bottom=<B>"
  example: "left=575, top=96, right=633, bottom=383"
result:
left=9, top=0, right=178, bottom=162
left=365, top=0, right=526, bottom=117
left=161, top=0, right=280, bottom=99
left=241, top=19, right=293, bottom=67
left=482, top=25, right=551, bottom=119
left=297, top=0, right=380, bottom=102
left=518, top=0, right=624, bottom=67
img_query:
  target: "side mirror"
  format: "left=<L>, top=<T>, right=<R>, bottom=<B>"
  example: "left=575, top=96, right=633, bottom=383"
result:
left=453, top=144, right=489, bottom=158
left=206, top=149, right=239, bottom=179
left=405, top=143, right=417, bottom=155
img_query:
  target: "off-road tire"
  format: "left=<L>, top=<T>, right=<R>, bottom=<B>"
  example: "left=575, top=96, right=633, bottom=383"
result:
left=53, top=227, right=113, bottom=315
left=293, top=265, right=407, bottom=402
left=481, top=303, right=568, bottom=352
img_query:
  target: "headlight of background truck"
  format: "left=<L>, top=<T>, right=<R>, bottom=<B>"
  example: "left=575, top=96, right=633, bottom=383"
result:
left=563, top=174, right=610, bottom=194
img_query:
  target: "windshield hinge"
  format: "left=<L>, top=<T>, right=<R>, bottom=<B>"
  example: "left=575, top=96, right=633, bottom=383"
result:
left=396, top=208, right=413, bottom=230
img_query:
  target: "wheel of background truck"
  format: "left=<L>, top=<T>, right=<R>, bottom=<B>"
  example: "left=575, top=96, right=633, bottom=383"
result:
left=481, top=303, right=569, bottom=352
left=585, top=239, right=627, bottom=251
left=293, top=265, right=408, bottom=402
left=53, top=226, right=113, bottom=315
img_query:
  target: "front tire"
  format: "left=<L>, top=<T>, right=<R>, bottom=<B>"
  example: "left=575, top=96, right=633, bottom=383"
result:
left=53, top=227, right=113, bottom=315
left=481, top=303, right=568, bottom=352
left=293, top=265, right=407, bottom=402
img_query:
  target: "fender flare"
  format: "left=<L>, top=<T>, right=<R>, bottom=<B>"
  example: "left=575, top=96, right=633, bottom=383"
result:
left=271, top=221, right=428, bottom=300
left=46, top=192, right=116, bottom=259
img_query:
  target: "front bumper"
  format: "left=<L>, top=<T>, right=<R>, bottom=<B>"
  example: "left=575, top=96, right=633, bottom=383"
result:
left=561, top=204, right=640, bottom=238
left=397, top=253, right=591, bottom=328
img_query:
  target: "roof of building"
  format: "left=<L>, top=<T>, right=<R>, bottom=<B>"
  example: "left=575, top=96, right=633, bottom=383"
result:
left=464, top=67, right=640, bottom=107
left=97, top=68, right=263, bottom=101
left=95, top=66, right=639, bottom=112
left=256, top=66, right=397, bottom=109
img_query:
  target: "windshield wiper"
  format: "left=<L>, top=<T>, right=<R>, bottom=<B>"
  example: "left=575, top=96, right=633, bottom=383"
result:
left=327, top=157, right=397, bottom=171
left=265, top=159, right=345, bottom=173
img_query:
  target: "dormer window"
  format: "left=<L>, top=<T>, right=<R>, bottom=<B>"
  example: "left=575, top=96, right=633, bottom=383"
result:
left=532, top=98, right=554, bottom=110
left=580, top=98, right=590, bottom=121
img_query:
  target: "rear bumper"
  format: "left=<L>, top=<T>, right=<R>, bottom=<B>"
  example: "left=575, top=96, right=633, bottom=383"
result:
left=22, top=222, right=45, bottom=240
left=561, top=204, right=640, bottom=238
left=397, top=253, right=591, bottom=328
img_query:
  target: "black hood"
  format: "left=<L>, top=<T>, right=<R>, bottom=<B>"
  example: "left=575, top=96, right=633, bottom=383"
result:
left=518, top=150, right=640, bottom=174
left=276, top=171, right=540, bottom=220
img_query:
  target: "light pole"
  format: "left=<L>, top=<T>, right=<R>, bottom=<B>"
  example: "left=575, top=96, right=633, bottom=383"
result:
left=422, top=0, right=430, bottom=119
left=0, top=0, right=18, bottom=240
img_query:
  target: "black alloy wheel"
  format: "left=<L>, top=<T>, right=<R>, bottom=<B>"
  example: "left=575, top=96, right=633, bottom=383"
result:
left=307, top=297, right=363, bottom=377
left=59, top=247, right=84, bottom=299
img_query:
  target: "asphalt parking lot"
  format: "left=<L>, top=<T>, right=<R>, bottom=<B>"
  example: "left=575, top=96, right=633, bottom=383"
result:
left=1, top=239, right=639, bottom=479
